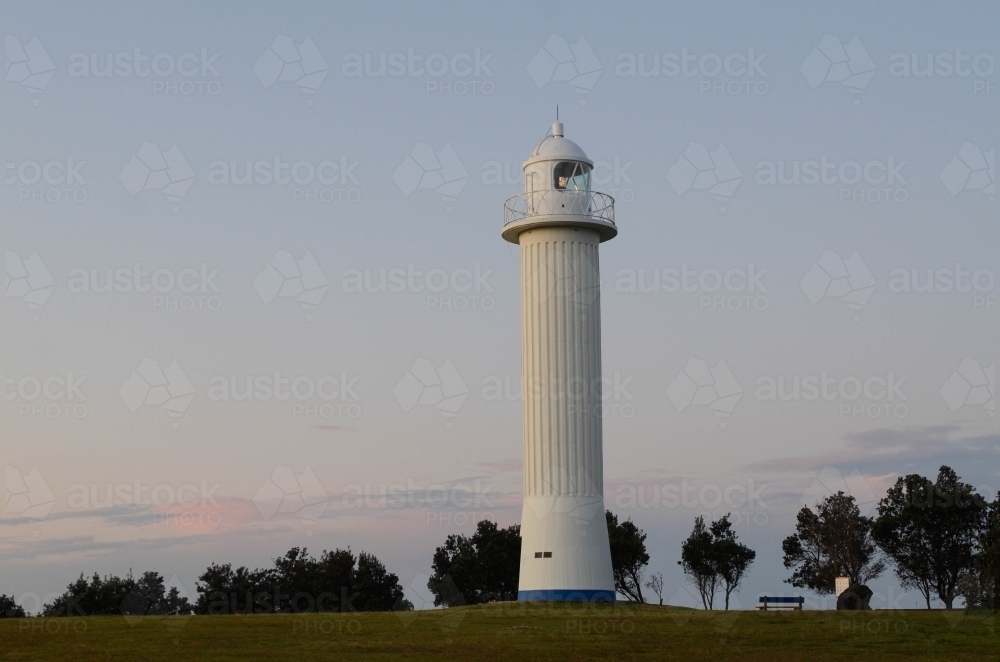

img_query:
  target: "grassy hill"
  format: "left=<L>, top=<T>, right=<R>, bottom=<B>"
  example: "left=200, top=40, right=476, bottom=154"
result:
left=2, top=602, right=996, bottom=661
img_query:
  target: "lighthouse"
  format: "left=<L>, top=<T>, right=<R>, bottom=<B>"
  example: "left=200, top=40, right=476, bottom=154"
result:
left=503, top=122, right=617, bottom=601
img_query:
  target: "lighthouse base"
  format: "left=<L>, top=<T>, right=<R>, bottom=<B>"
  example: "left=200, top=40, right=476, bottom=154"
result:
left=517, top=495, right=616, bottom=601
left=518, top=589, right=615, bottom=601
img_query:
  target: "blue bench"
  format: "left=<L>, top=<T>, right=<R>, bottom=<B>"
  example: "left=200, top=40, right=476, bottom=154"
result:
left=757, top=596, right=804, bottom=611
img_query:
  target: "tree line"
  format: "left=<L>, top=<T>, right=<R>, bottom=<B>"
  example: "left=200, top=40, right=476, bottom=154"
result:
left=426, top=513, right=655, bottom=606
left=423, top=465, right=999, bottom=612
left=2, top=546, right=410, bottom=617
left=1, top=516, right=653, bottom=618
left=783, top=466, right=999, bottom=610
left=672, top=465, right=999, bottom=612
left=2, top=466, right=995, bottom=616
left=422, top=511, right=754, bottom=611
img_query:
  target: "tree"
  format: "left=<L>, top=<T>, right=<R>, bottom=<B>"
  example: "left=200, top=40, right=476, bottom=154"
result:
left=121, top=571, right=193, bottom=617
left=957, top=571, right=994, bottom=611
left=957, top=494, right=997, bottom=611
left=678, top=515, right=756, bottom=610
left=873, top=467, right=987, bottom=609
left=872, top=474, right=936, bottom=609
left=710, top=515, right=756, bottom=610
left=783, top=492, right=884, bottom=594
left=428, top=520, right=521, bottom=606
left=606, top=510, right=649, bottom=602
left=354, top=552, right=407, bottom=611
left=645, top=572, right=664, bottom=605
left=973, top=495, right=1000, bottom=610
left=44, top=571, right=192, bottom=617
left=195, top=563, right=276, bottom=614
left=0, top=595, right=26, bottom=618
left=39, top=547, right=409, bottom=617
left=195, top=547, right=408, bottom=614
left=679, top=516, right=718, bottom=609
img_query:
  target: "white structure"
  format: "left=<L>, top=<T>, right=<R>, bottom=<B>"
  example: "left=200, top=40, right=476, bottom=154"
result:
left=835, top=576, right=851, bottom=597
left=503, top=122, right=617, bottom=601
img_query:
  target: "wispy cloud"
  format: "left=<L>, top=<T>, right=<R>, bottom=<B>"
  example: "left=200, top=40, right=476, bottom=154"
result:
left=738, top=425, right=1000, bottom=507
left=743, top=425, right=999, bottom=476
left=0, top=531, right=225, bottom=561
left=474, top=458, right=521, bottom=474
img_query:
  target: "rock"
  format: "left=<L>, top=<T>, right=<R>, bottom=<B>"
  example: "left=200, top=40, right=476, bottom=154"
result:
left=837, top=583, right=873, bottom=610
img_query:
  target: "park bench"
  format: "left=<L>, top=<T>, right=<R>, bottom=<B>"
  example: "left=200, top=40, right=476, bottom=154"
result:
left=757, top=596, right=804, bottom=611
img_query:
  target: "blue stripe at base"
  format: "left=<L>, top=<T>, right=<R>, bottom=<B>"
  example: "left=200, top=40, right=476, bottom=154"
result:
left=518, top=590, right=616, bottom=602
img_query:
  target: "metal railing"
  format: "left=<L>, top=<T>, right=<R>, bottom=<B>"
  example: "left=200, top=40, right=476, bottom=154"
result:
left=504, top=190, right=615, bottom=227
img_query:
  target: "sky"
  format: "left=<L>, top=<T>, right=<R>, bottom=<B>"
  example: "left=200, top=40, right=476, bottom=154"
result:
left=1, top=0, right=997, bottom=614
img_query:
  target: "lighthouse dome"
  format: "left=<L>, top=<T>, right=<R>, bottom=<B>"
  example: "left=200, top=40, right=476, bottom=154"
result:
left=526, top=122, right=592, bottom=166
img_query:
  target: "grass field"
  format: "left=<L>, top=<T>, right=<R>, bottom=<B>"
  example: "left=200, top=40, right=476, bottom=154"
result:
left=1, top=602, right=997, bottom=661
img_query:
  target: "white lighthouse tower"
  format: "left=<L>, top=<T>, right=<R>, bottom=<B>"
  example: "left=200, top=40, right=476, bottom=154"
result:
left=503, top=122, right=617, bottom=601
